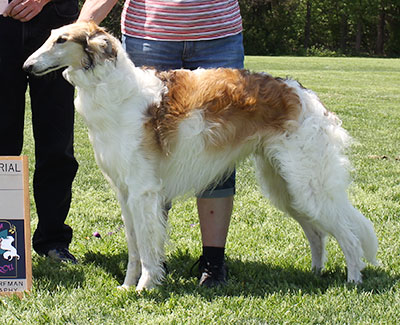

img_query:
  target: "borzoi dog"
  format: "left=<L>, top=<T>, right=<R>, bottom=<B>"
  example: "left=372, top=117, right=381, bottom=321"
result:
left=24, top=22, right=378, bottom=291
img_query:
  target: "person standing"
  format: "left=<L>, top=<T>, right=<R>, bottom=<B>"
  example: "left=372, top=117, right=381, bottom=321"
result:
left=78, top=0, right=244, bottom=287
left=0, top=0, right=79, bottom=263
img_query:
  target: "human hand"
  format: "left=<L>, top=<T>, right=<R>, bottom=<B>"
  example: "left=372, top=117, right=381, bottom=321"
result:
left=2, top=0, right=50, bottom=22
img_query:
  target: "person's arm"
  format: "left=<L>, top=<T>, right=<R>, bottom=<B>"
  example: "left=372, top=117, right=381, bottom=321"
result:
left=78, top=0, right=119, bottom=24
left=3, top=0, right=52, bottom=22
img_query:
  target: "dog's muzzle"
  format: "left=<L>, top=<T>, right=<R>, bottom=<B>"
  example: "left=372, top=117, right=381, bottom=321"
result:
left=22, top=62, right=34, bottom=74
left=22, top=60, right=60, bottom=76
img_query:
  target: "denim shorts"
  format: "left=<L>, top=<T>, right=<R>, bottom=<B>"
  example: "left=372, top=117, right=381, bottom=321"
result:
left=123, top=33, right=244, bottom=198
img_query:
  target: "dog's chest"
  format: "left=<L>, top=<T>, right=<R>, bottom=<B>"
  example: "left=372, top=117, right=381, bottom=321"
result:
left=91, top=131, right=124, bottom=171
left=84, top=119, right=143, bottom=187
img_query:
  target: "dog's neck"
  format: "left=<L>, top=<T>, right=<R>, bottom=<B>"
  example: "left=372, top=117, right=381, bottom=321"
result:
left=64, top=48, right=166, bottom=131
left=66, top=50, right=161, bottom=96
left=63, top=49, right=130, bottom=86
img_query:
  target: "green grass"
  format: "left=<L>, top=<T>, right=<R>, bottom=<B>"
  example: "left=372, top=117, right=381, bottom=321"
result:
left=2, top=57, right=400, bottom=323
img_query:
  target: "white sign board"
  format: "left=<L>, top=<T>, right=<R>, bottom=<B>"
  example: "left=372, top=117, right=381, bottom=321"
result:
left=0, top=156, right=32, bottom=297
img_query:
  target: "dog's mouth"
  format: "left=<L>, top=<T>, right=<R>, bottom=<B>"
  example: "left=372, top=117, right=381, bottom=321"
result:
left=31, top=65, right=62, bottom=76
left=23, top=62, right=63, bottom=76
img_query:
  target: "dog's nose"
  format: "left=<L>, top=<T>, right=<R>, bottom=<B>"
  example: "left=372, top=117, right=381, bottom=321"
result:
left=22, top=62, right=33, bottom=73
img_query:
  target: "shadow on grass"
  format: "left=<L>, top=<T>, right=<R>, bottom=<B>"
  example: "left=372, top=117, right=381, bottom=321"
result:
left=32, top=256, right=85, bottom=290
left=79, top=249, right=396, bottom=300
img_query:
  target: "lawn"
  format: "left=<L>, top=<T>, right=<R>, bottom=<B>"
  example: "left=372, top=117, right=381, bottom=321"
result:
left=2, top=56, right=400, bottom=323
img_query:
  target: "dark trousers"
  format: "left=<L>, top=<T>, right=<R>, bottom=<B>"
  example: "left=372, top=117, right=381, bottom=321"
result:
left=0, top=1, right=79, bottom=254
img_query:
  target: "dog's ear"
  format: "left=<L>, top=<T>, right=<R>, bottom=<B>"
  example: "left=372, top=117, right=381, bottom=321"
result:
left=87, top=33, right=117, bottom=57
left=83, top=30, right=118, bottom=69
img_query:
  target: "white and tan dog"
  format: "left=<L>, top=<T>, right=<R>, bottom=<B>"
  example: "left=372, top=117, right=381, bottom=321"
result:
left=24, top=22, right=378, bottom=291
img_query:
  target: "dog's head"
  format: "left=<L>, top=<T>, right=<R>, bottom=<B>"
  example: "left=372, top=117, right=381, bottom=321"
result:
left=23, top=21, right=119, bottom=76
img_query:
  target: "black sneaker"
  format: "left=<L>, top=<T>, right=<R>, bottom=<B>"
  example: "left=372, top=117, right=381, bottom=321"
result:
left=192, top=255, right=228, bottom=288
left=46, top=248, right=77, bottom=264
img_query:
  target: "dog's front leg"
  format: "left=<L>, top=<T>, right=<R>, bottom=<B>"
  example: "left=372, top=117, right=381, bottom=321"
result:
left=117, top=192, right=141, bottom=289
left=120, top=213, right=141, bottom=289
left=128, top=190, right=167, bottom=291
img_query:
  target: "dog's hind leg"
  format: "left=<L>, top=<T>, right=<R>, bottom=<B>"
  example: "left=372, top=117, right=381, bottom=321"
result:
left=262, top=121, right=378, bottom=282
left=295, top=219, right=328, bottom=274
left=254, top=153, right=328, bottom=275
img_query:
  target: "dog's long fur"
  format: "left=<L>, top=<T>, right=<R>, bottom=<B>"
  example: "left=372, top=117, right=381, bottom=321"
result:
left=24, top=22, right=378, bottom=291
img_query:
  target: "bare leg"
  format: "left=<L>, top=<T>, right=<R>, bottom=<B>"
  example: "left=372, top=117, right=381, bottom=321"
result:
left=195, top=196, right=233, bottom=287
left=197, top=196, right=233, bottom=247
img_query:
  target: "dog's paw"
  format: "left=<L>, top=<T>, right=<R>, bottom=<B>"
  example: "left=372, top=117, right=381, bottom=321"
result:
left=312, top=266, right=324, bottom=276
left=117, top=284, right=132, bottom=291
left=136, top=280, right=157, bottom=292
left=347, top=272, right=363, bottom=284
left=372, top=259, right=382, bottom=267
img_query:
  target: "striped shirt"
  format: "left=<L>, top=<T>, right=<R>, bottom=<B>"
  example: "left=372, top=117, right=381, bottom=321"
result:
left=121, top=0, right=243, bottom=41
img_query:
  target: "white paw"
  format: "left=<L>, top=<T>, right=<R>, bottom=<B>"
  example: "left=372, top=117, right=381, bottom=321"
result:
left=312, top=266, right=324, bottom=275
left=136, top=278, right=157, bottom=292
left=117, top=284, right=132, bottom=291
left=347, top=272, right=363, bottom=284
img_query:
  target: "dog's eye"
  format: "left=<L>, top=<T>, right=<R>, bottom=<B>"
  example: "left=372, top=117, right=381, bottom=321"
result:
left=56, top=36, right=67, bottom=44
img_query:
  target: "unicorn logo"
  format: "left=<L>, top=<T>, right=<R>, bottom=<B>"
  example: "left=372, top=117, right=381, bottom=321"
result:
left=0, top=229, right=20, bottom=261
